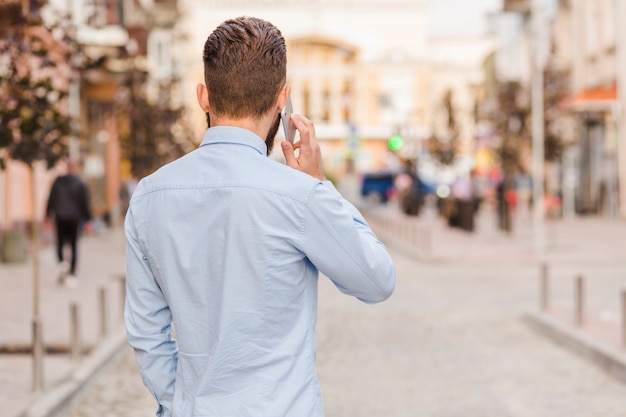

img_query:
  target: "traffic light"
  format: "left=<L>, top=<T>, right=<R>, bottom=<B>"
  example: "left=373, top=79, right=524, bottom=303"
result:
left=388, top=134, right=404, bottom=151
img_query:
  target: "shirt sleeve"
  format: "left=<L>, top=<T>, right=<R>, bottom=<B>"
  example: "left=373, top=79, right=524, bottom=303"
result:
left=124, top=207, right=178, bottom=417
left=303, top=181, right=396, bottom=303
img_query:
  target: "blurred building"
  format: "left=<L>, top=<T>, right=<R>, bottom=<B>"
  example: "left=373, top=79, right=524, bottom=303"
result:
left=489, top=0, right=626, bottom=219
left=0, top=0, right=183, bottom=232
left=175, top=0, right=494, bottom=180
left=557, top=0, right=620, bottom=217
left=1, top=0, right=496, bottom=233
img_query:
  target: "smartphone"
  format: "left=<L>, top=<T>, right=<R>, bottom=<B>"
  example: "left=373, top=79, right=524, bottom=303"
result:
left=280, top=96, right=296, bottom=143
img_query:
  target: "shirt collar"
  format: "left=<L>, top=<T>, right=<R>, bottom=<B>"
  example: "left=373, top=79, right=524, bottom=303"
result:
left=199, top=126, right=267, bottom=156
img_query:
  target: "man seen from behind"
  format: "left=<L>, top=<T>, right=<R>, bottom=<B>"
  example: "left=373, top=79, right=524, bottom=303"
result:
left=124, top=16, right=396, bottom=417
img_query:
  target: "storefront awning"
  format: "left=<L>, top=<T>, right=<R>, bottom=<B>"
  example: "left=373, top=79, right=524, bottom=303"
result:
left=561, top=84, right=617, bottom=112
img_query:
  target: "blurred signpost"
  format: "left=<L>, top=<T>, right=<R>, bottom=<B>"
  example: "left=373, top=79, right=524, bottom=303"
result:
left=532, top=0, right=548, bottom=259
left=617, top=0, right=626, bottom=219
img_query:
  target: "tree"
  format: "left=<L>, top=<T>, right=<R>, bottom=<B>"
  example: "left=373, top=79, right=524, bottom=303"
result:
left=492, top=80, right=529, bottom=232
left=426, top=89, right=459, bottom=165
left=543, top=59, right=569, bottom=162
left=0, top=0, right=77, bottom=392
left=119, top=69, right=197, bottom=177
left=490, top=58, right=569, bottom=230
left=0, top=1, right=76, bottom=169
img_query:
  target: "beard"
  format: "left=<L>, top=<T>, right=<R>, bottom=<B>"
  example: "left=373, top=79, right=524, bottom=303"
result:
left=264, top=114, right=281, bottom=156
left=206, top=112, right=280, bottom=157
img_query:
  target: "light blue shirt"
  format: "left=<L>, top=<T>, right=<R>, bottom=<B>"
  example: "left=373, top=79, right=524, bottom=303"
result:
left=124, top=126, right=395, bottom=417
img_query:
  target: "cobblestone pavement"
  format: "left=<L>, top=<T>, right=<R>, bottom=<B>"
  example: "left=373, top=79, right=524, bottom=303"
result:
left=66, top=346, right=153, bottom=417
left=0, top=227, right=127, bottom=417
left=67, top=241, right=626, bottom=417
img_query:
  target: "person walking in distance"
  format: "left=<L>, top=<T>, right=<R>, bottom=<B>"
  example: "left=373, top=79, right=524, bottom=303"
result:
left=46, top=159, right=92, bottom=288
left=124, top=16, right=396, bottom=417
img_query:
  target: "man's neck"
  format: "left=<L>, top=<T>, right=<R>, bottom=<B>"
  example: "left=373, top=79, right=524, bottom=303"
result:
left=210, top=115, right=271, bottom=140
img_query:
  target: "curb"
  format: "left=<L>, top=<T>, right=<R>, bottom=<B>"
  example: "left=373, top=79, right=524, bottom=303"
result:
left=13, top=328, right=129, bottom=417
left=523, top=309, right=626, bottom=383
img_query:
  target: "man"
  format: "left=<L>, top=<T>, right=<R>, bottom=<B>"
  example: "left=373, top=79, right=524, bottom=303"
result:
left=124, top=16, right=395, bottom=417
left=46, top=159, right=92, bottom=288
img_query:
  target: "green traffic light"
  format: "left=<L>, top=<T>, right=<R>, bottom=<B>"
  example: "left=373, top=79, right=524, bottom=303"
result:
left=388, top=134, right=404, bottom=151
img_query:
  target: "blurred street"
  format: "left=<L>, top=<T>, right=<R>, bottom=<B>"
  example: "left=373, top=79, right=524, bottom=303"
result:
left=4, top=0, right=626, bottom=415
left=1, top=228, right=127, bottom=417
left=43, top=197, right=626, bottom=417
left=70, top=200, right=626, bottom=417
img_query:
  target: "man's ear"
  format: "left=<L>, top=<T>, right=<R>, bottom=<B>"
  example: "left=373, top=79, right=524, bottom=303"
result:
left=196, top=83, right=211, bottom=113
left=276, top=85, right=291, bottom=112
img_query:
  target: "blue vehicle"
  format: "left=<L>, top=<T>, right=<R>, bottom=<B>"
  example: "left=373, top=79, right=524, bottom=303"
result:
left=360, top=172, right=395, bottom=203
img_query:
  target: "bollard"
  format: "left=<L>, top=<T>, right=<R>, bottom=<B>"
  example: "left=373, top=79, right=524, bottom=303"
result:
left=70, top=303, right=81, bottom=361
left=32, top=318, right=44, bottom=393
left=575, top=275, right=584, bottom=327
left=119, top=275, right=126, bottom=322
left=422, top=228, right=431, bottom=255
left=99, top=287, right=108, bottom=339
left=394, top=217, right=399, bottom=239
left=622, top=288, right=626, bottom=349
left=540, top=262, right=549, bottom=311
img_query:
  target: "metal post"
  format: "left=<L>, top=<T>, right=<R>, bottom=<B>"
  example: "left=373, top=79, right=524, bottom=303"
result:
left=621, top=288, right=626, bottom=349
left=99, top=287, right=108, bottom=338
left=119, top=275, right=126, bottom=322
left=32, top=318, right=43, bottom=392
left=70, top=303, right=81, bottom=361
left=423, top=228, right=431, bottom=255
left=532, top=0, right=547, bottom=258
left=30, top=167, right=43, bottom=393
left=540, top=262, right=549, bottom=311
left=575, top=275, right=584, bottom=327
left=616, top=0, right=626, bottom=219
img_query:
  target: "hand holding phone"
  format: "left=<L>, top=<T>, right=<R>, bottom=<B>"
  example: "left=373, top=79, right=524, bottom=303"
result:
left=280, top=113, right=325, bottom=181
left=280, top=96, right=296, bottom=143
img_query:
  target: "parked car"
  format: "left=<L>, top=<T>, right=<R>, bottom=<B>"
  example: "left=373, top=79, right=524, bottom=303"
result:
left=360, top=171, right=395, bottom=203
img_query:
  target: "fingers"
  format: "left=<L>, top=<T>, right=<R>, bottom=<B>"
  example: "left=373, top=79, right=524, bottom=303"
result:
left=291, top=114, right=315, bottom=144
left=281, top=141, right=298, bottom=169
left=285, top=113, right=325, bottom=181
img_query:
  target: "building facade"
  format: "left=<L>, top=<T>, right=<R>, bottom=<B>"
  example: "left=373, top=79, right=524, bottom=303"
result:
left=0, top=0, right=183, bottom=233
left=495, top=0, right=626, bottom=219
left=1, top=0, right=494, bottom=234
left=176, top=0, right=493, bottom=181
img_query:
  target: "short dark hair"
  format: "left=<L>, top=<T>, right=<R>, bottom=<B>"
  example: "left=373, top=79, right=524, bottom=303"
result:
left=203, top=16, right=287, bottom=119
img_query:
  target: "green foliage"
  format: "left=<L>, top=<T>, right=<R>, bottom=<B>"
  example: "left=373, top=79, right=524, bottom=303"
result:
left=427, top=89, right=458, bottom=165
left=492, top=80, right=527, bottom=176
left=119, top=72, right=197, bottom=177
left=543, top=63, right=569, bottom=162
left=0, top=7, right=74, bottom=169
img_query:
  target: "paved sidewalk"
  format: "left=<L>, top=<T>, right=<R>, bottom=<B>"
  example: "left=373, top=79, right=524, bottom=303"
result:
left=3, top=196, right=626, bottom=417
left=0, top=227, right=128, bottom=417
left=66, top=205, right=626, bottom=417
left=364, top=200, right=626, bottom=382
left=364, top=200, right=626, bottom=268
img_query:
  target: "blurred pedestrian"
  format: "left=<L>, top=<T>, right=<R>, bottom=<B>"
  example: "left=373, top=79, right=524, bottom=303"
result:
left=124, top=16, right=395, bottom=417
left=119, top=174, right=138, bottom=219
left=45, top=159, right=92, bottom=288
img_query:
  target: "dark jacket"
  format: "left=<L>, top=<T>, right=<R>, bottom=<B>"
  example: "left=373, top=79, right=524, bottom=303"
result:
left=46, top=174, right=92, bottom=222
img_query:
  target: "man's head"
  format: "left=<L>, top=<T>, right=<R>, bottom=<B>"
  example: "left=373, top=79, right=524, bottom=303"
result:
left=200, top=17, right=287, bottom=119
